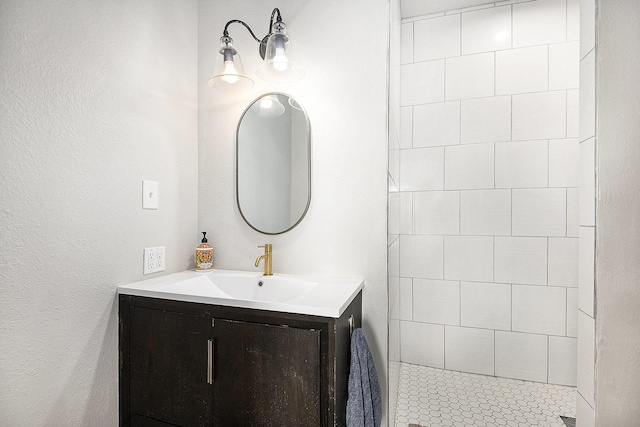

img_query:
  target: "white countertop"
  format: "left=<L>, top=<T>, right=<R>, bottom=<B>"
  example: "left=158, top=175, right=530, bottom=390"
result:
left=117, top=269, right=364, bottom=318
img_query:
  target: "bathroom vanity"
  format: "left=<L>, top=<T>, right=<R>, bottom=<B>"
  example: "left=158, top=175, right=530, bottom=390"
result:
left=118, top=270, right=363, bottom=427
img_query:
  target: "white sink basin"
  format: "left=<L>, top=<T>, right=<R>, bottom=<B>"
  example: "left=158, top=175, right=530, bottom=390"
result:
left=117, top=269, right=363, bottom=318
left=209, top=274, right=318, bottom=303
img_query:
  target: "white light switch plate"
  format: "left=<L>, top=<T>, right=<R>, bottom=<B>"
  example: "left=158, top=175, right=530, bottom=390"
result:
left=142, top=180, right=158, bottom=210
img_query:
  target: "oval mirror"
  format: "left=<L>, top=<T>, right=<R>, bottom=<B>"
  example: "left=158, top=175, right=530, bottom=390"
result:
left=236, top=93, right=311, bottom=234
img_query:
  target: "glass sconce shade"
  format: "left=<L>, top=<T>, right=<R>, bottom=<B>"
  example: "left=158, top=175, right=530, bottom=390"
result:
left=256, top=22, right=305, bottom=83
left=208, top=36, right=254, bottom=92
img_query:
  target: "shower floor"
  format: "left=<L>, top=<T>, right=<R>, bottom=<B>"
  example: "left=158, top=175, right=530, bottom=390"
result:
left=394, top=363, right=575, bottom=427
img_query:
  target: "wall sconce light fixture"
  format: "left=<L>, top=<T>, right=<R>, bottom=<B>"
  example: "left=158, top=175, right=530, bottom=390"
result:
left=208, top=8, right=304, bottom=92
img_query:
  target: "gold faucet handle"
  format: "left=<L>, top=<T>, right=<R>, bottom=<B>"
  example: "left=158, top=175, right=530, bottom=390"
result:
left=258, top=244, right=272, bottom=253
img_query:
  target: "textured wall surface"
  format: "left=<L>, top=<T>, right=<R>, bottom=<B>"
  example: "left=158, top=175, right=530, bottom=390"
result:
left=0, top=1, right=198, bottom=424
left=595, top=1, right=640, bottom=425
left=198, top=0, right=390, bottom=423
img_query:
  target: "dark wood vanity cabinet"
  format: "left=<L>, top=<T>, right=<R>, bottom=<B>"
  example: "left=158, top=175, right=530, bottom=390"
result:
left=119, top=292, right=362, bottom=427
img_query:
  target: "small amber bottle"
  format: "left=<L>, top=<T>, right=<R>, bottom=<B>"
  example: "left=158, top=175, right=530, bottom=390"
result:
left=195, top=232, right=213, bottom=271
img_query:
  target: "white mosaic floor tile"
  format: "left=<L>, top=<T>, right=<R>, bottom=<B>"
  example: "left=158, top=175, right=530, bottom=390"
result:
left=395, top=363, right=576, bottom=427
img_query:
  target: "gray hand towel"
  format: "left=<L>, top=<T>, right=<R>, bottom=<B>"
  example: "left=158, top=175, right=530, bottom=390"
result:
left=346, top=328, right=382, bottom=427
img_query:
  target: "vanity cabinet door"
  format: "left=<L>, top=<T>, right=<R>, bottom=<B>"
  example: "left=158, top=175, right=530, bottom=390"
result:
left=128, top=307, right=213, bottom=426
left=212, top=318, right=322, bottom=426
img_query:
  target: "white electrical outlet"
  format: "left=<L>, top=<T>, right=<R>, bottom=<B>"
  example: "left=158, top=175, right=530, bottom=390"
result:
left=144, top=246, right=165, bottom=274
left=156, top=246, right=165, bottom=272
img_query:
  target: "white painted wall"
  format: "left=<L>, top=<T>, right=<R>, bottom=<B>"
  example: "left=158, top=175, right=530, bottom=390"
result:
left=198, top=0, right=390, bottom=423
left=0, top=1, right=198, bottom=424
left=594, top=1, right=640, bottom=425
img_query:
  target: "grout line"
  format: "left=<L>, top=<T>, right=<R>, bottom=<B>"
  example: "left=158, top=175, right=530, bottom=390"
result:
left=509, top=94, right=513, bottom=142
left=565, top=0, right=569, bottom=42
left=546, top=237, right=550, bottom=285
left=443, top=322, right=447, bottom=369
left=565, top=287, right=568, bottom=336
left=493, top=329, right=496, bottom=375
left=459, top=13, right=462, bottom=57
left=410, top=105, right=414, bottom=148
left=546, top=139, right=550, bottom=188
left=411, top=22, right=415, bottom=64
left=458, top=190, right=461, bottom=236
left=510, top=189, right=513, bottom=236
left=411, top=192, right=414, bottom=234
left=493, top=51, right=497, bottom=97
left=493, top=142, right=496, bottom=189
left=565, top=188, right=569, bottom=236
left=547, top=43, right=551, bottom=92
left=410, top=278, right=414, bottom=321
left=509, top=283, right=513, bottom=332
left=547, top=335, right=550, bottom=383
left=443, top=57, right=448, bottom=103
left=492, top=236, right=496, bottom=282
left=510, top=5, right=514, bottom=50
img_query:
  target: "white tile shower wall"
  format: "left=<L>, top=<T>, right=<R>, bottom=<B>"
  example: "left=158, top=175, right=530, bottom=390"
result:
left=399, top=0, right=579, bottom=386
left=577, top=0, right=596, bottom=421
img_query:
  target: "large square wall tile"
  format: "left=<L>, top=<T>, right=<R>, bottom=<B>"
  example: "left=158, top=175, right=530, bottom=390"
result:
left=413, top=279, right=460, bottom=325
left=495, top=237, right=547, bottom=285
left=495, top=140, right=548, bottom=188
left=549, top=42, right=580, bottom=90
left=445, top=143, right=494, bottom=190
left=496, top=45, right=548, bottom=95
left=460, top=96, right=511, bottom=144
left=579, top=51, right=596, bottom=141
left=460, top=189, right=511, bottom=236
left=577, top=311, right=595, bottom=407
left=549, top=336, right=578, bottom=386
left=512, top=0, right=567, bottom=48
left=444, top=236, right=494, bottom=282
left=495, top=331, right=548, bottom=382
left=401, top=22, right=413, bottom=64
left=445, top=326, right=495, bottom=376
left=578, top=226, right=595, bottom=316
left=401, top=61, right=445, bottom=106
left=548, top=237, right=579, bottom=287
left=413, top=101, right=461, bottom=147
left=414, top=14, right=460, bottom=61
left=445, top=53, right=494, bottom=100
left=461, top=281, right=511, bottom=330
left=579, top=138, right=595, bottom=226
left=401, top=321, right=445, bottom=368
left=414, top=191, right=460, bottom=235
left=512, top=285, right=567, bottom=336
left=512, top=91, right=567, bottom=141
left=461, top=5, right=511, bottom=55
left=400, top=235, right=444, bottom=279
left=400, top=147, right=444, bottom=191
left=512, top=188, right=567, bottom=237
left=549, top=138, right=580, bottom=188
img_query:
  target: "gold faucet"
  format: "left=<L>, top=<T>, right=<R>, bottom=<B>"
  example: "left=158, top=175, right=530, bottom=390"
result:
left=254, top=244, right=273, bottom=276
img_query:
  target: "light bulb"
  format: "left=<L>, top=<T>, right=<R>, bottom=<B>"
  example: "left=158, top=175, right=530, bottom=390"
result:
left=221, top=61, right=239, bottom=84
left=272, top=48, right=288, bottom=71
left=259, top=97, right=273, bottom=109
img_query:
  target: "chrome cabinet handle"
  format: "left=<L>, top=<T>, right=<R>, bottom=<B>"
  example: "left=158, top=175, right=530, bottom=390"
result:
left=207, top=338, right=214, bottom=384
left=349, top=315, right=355, bottom=337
